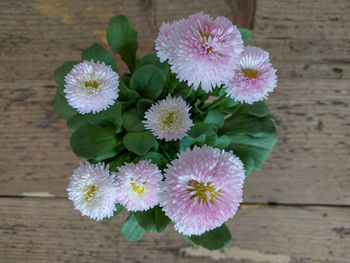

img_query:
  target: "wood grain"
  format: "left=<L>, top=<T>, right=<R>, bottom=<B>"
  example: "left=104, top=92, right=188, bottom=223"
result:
left=1, top=198, right=350, bottom=263
left=244, top=78, right=350, bottom=205
left=1, top=0, right=350, bottom=262
left=250, top=0, right=350, bottom=80
left=1, top=77, right=349, bottom=205
left=0, top=0, right=256, bottom=196
left=0, top=0, right=349, bottom=204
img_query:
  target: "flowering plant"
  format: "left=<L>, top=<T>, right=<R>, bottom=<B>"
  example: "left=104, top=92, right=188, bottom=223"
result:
left=53, top=13, right=277, bottom=250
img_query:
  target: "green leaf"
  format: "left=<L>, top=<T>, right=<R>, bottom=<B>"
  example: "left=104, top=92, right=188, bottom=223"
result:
left=173, top=82, right=194, bottom=100
left=225, top=132, right=277, bottom=175
left=52, top=91, right=77, bottom=120
left=120, top=100, right=137, bottom=111
left=193, top=99, right=205, bottom=116
left=204, top=110, right=224, bottom=128
left=82, top=43, right=118, bottom=72
left=206, top=97, right=240, bottom=113
left=67, top=113, right=105, bottom=133
left=134, top=206, right=170, bottom=233
left=121, top=74, right=131, bottom=86
left=238, top=101, right=270, bottom=117
left=166, top=73, right=181, bottom=94
left=129, top=64, right=165, bottom=100
left=161, top=140, right=180, bottom=160
left=152, top=140, right=159, bottom=152
left=219, top=111, right=277, bottom=176
left=109, top=153, right=132, bottom=172
left=105, top=101, right=123, bottom=131
left=102, top=203, right=123, bottom=220
left=70, top=124, right=121, bottom=161
left=238, top=28, right=252, bottom=46
left=121, top=213, right=145, bottom=241
left=122, top=108, right=144, bottom=132
left=54, top=61, right=80, bottom=93
left=220, top=115, right=275, bottom=137
left=67, top=102, right=122, bottom=132
left=107, top=15, right=138, bottom=71
left=188, top=123, right=211, bottom=138
left=220, top=109, right=277, bottom=175
left=123, top=131, right=156, bottom=156
left=136, top=53, right=169, bottom=77
left=118, top=81, right=140, bottom=101
left=180, top=134, right=206, bottom=151
left=182, top=224, right=232, bottom=251
left=136, top=98, right=153, bottom=116
left=204, top=128, right=219, bottom=146
left=214, top=135, right=232, bottom=148
left=209, top=87, right=222, bottom=96
left=137, top=152, right=168, bottom=170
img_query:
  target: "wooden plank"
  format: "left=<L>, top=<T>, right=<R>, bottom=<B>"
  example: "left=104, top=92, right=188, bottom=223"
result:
left=0, top=0, right=254, bottom=194
left=0, top=198, right=350, bottom=263
left=250, top=0, right=350, bottom=79
left=244, top=78, right=350, bottom=205
left=1, top=0, right=348, bottom=80
left=1, top=0, right=349, bottom=205
left=1, top=78, right=349, bottom=206
left=0, top=0, right=255, bottom=78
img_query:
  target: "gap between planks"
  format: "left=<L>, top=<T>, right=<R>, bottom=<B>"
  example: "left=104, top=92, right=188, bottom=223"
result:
left=1, top=194, right=349, bottom=208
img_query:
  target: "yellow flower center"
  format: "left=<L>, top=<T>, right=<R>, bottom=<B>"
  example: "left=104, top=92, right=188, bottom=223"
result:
left=163, top=112, right=175, bottom=126
left=199, top=31, right=220, bottom=55
left=130, top=180, right=145, bottom=195
left=200, top=31, right=211, bottom=40
left=160, top=110, right=183, bottom=133
left=84, top=184, right=97, bottom=200
left=242, top=68, right=259, bottom=79
left=187, top=180, right=220, bottom=204
left=84, top=80, right=99, bottom=89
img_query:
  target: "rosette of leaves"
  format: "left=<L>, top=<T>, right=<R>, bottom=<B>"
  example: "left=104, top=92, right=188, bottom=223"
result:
left=52, top=15, right=277, bottom=251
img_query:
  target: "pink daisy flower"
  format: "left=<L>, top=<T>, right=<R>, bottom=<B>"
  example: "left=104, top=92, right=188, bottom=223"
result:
left=155, top=21, right=183, bottom=63
left=160, top=146, right=245, bottom=236
left=225, top=46, right=277, bottom=104
left=115, top=160, right=163, bottom=212
left=67, top=162, right=118, bottom=221
left=158, top=12, right=243, bottom=92
left=64, top=60, right=119, bottom=114
left=143, top=95, right=193, bottom=141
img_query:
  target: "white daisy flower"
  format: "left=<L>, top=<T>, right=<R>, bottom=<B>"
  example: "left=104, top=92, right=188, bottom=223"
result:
left=115, top=160, right=163, bottom=212
left=143, top=95, right=193, bottom=141
left=64, top=60, right=119, bottom=114
left=156, top=12, right=243, bottom=92
left=225, top=46, right=277, bottom=104
left=67, top=162, right=118, bottom=221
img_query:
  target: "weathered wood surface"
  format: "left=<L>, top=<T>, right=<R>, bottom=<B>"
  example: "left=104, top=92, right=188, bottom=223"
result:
left=1, top=198, right=350, bottom=263
left=1, top=0, right=350, bottom=262
left=0, top=0, right=256, bottom=196
left=252, top=0, right=350, bottom=80
left=1, top=0, right=349, bottom=204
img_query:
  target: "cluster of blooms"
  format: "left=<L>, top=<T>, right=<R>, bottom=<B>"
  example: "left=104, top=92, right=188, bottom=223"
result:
left=68, top=160, right=162, bottom=220
left=67, top=146, right=244, bottom=235
left=64, top=12, right=277, bottom=236
left=155, top=12, right=277, bottom=103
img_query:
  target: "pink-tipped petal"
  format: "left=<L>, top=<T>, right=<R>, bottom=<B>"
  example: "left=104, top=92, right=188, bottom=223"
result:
left=67, top=162, right=118, bottom=221
left=115, top=160, right=163, bottom=212
left=160, top=145, right=245, bottom=236
left=225, top=46, right=277, bottom=104
left=157, top=12, right=243, bottom=92
left=143, top=95, right=193, bottom=141
left=64, top=60, right=119, bottom=114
